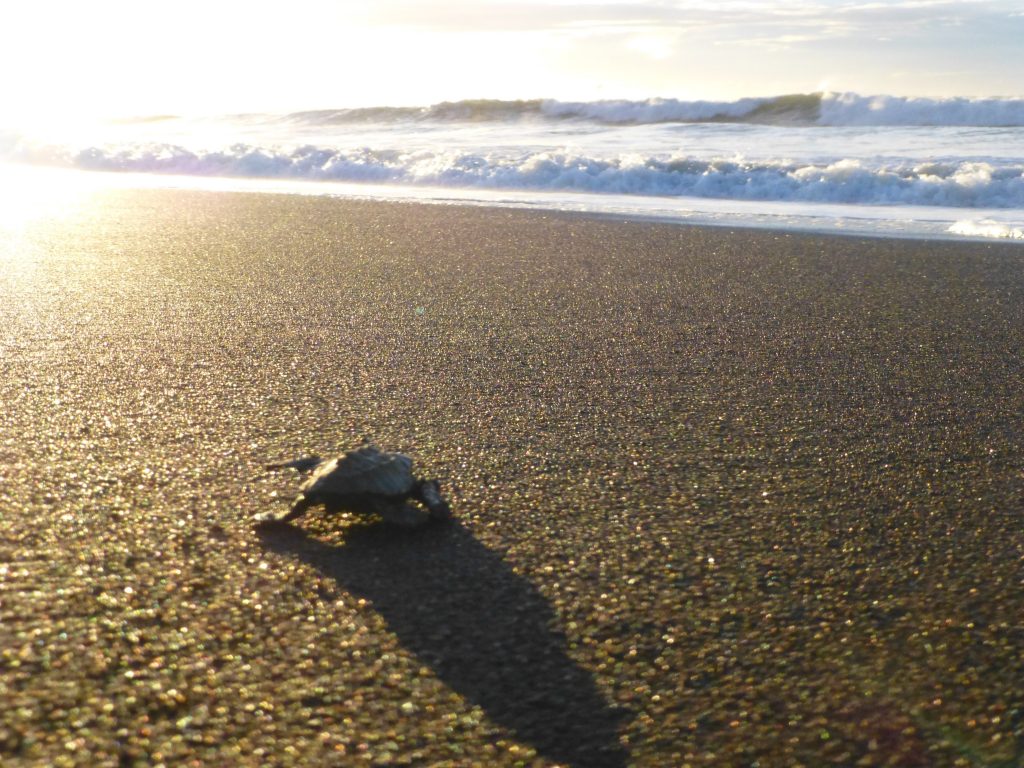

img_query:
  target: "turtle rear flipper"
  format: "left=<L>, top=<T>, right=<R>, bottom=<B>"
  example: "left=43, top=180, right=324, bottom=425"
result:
left=265, top=456, right=323, bottom=473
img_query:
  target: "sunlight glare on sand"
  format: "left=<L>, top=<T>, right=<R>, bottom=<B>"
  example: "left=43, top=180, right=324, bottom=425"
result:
left=0, top=163, right=103, bottom=231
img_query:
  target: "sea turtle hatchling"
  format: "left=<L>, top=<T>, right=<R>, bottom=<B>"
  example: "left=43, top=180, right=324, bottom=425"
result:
left=255, top=444, right=451, bottom=527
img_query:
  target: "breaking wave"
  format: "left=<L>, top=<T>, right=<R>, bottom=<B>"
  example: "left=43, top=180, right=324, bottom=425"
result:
left=24, top=143, right=1023, bottom=209
left=270, top=93, right=1024, bottom=128
left=948, top=219, right=1024, bottom=239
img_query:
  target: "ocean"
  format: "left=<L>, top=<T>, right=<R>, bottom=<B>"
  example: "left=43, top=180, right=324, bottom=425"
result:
left=3, top=92, right=1023, bottom=241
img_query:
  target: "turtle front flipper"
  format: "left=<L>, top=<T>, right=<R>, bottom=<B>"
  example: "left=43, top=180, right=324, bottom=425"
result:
left=375, top=499, right=430, bottom=528
left=254, top=494, right=313, bottom=524
left=414, top=479, right=451, bottom=520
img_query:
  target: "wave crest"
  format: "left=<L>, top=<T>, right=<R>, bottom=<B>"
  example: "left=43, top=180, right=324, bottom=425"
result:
left=272, top=93, right=1024, bottom=127
left=17, top=143, right=1020, bottom=208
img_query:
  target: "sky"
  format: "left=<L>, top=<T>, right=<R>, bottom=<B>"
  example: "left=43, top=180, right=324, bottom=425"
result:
left=2, top=0, right=1023, bottom=121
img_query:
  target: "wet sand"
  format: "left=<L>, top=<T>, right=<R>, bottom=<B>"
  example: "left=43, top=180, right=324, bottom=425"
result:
left=1, top=190, right=1023, bottom=767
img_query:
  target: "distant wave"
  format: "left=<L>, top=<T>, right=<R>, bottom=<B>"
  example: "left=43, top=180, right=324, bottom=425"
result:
left=282, top=97, right=773, bottom=126
left=816, top=93, right=1024, bottom=127
left=284, top=100, right=550, bottom=125
left=16, top=143, right=1020, bottom=208
left=272, top=93, right=1024, bottom=128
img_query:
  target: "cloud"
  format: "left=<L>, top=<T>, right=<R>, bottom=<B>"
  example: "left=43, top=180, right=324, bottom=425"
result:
left=361, top=0, right=1022, bottom=42
left=359, top=2, right=687, bottom=32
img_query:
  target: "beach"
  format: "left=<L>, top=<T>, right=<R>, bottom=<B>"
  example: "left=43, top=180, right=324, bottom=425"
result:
left=1, top=189, right=1023, bottom=766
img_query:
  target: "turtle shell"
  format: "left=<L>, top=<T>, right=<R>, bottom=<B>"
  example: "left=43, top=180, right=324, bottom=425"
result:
left=302, top=445, right=416, bottom=499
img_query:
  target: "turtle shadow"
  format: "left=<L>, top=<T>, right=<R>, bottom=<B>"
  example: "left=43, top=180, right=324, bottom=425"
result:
left=256, top=519, right=629, bottom=768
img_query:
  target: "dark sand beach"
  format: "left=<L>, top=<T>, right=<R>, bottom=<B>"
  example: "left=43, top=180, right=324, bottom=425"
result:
left=1, top=190, right=1023, bottom=766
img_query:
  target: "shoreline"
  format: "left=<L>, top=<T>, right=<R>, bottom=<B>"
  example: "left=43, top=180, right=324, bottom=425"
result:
left=2, top=189, right=1023, bottom=766
left=4, top=161, right=1024, bottom=245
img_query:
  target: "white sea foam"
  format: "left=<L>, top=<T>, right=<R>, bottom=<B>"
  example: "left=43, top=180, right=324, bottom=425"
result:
left=948, top=219, right=1024, bottom=239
